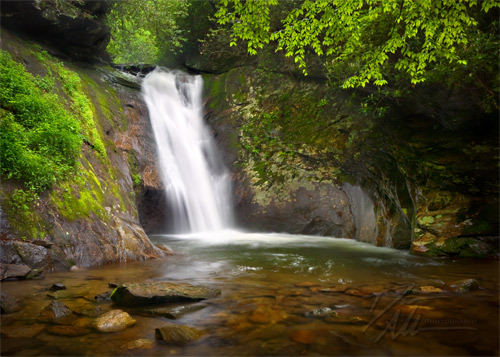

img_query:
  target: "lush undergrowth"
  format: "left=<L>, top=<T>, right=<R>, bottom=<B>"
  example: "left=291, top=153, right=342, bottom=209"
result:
left=0, top=46, right=111, bottom=239
left=0, top=50, right=81, bottom=192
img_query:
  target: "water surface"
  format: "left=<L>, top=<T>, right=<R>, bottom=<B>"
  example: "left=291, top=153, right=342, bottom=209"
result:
left=1, top=232, right=498, bottom=356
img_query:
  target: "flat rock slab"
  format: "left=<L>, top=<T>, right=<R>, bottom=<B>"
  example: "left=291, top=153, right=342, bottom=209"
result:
left=155, top=323, right=205, bottom=345
left=143, top=303, right=207, bottom=319
left=0, top=263, right=31, bottom=281
left=111, top=282, right=220, bottom=307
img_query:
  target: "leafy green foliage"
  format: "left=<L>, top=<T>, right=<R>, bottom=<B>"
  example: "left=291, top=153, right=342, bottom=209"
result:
left=215, top=0, right=499, bottom=88
left=106, top=0, right=190, bottom=64
left=44, top=0, right=85, bottom=19
left=0, top=50, right=81, bottom=192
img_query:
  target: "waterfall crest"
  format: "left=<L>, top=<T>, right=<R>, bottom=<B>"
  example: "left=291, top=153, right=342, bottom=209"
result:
left=142, top=69, right=233, bottom=233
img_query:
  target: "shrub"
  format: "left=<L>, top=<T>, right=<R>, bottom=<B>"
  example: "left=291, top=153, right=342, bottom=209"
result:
left=0, top=50, right=81, bottom=191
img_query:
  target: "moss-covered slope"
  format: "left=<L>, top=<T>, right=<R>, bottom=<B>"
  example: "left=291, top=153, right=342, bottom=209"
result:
left=0, top=29, right=164, bottom=272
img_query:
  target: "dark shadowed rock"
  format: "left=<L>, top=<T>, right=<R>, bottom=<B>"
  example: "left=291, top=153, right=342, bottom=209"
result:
left=49, top=283, right=66, bottom=291
left=155, top=323, right=205, bottom=345
left=0, top=0, right=111, bottom=63
left=111, top=282, right=220, bottom=307
left=93, top=309, right=136, bottom=332
left=0, top=291, right=23, bottom=313
left=454, top=278, right=480, bottom=293
left=0, top=263, right=31, bottom=281
left=94, top=290, right=112, bottom=302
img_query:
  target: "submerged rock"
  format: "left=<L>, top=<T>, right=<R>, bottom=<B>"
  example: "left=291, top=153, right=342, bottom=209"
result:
left=47, top=288, right=90, bottom=300
left=46, top=325, right=90, bottom=337
left=305, top=307, right=335, bottom=317
left=143, top=303, right=207, bottom=319
left=454, top=279, right=480, bottom=293
left=419, top=286, right=443, bottom=293
left=111, top=282, right=220, bottom=307
left=155, top=323, right=205, bottom=345
left=0, top=291, right=23, bottom=314
left=93, top=309, right=136, bottom=332
left=0, top=324, right=45, bottom=338
left=39, top=301, right=72, bottom=321
left=249, top=305, right=287, bottom=324
left=290, top=330, right=316, bottom=345
left=121, top=338, right=154, bottom=351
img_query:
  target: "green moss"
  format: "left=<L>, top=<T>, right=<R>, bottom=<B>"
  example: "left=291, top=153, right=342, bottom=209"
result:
left=2, top=188, right=49, bottom=240
left=418, top=216, right=435, bottom=225
left=0, top=50, right=81, bottom=192
left=81, top=71, right=127, bottom=132
left=49, top=163, right=106, bottom=221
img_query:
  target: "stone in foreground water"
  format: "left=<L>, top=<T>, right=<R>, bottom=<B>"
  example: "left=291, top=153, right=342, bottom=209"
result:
left=111, top=282, right=220, bottom=307
left=93, top=309, right=136, bottom=332
left=155, top=323, right=205, bottom=345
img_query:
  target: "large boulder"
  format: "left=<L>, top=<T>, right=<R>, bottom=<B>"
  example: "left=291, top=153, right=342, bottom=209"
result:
left=110, top=282, right=220, bottom=307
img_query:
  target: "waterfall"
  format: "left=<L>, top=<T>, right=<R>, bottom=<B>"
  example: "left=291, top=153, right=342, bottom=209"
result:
left=142, top=69, right=233, bottom=233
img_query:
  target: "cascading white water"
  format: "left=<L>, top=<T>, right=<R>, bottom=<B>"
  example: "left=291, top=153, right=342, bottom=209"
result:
left=142, top=69, right=233, bottom=233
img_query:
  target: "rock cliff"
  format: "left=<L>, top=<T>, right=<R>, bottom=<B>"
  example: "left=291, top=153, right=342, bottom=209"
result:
left=0, top=27, right=165, bottom=274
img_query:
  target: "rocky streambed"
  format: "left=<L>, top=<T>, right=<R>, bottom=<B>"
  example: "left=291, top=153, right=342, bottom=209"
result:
left=1, top=232, right=498, bottom=356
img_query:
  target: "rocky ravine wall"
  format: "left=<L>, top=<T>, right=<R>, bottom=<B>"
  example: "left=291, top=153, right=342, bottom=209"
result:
left=0, top=29, right=168, bottom=276
left=201, top=66, right=499, bottom=257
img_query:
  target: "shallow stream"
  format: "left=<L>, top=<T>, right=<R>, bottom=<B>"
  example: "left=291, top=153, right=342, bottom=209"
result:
left=1, top=231, right=498, bottom=356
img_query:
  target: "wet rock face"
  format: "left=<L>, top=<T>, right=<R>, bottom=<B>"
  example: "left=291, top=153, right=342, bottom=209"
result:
left=137, top=187, right=170, bottom=234
left=203, top=66, right=498, bottom=253
left=235, top=180, right=356, bottom=238
left=0, top=0, right=111, bottom=63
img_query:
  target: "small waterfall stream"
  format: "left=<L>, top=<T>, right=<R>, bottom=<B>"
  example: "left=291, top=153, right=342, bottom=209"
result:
left=142, top=69, right=233, bottom=233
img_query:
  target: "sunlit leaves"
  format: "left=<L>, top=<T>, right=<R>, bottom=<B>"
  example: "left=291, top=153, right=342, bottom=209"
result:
left=215, top=0, right=499, bottom=88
